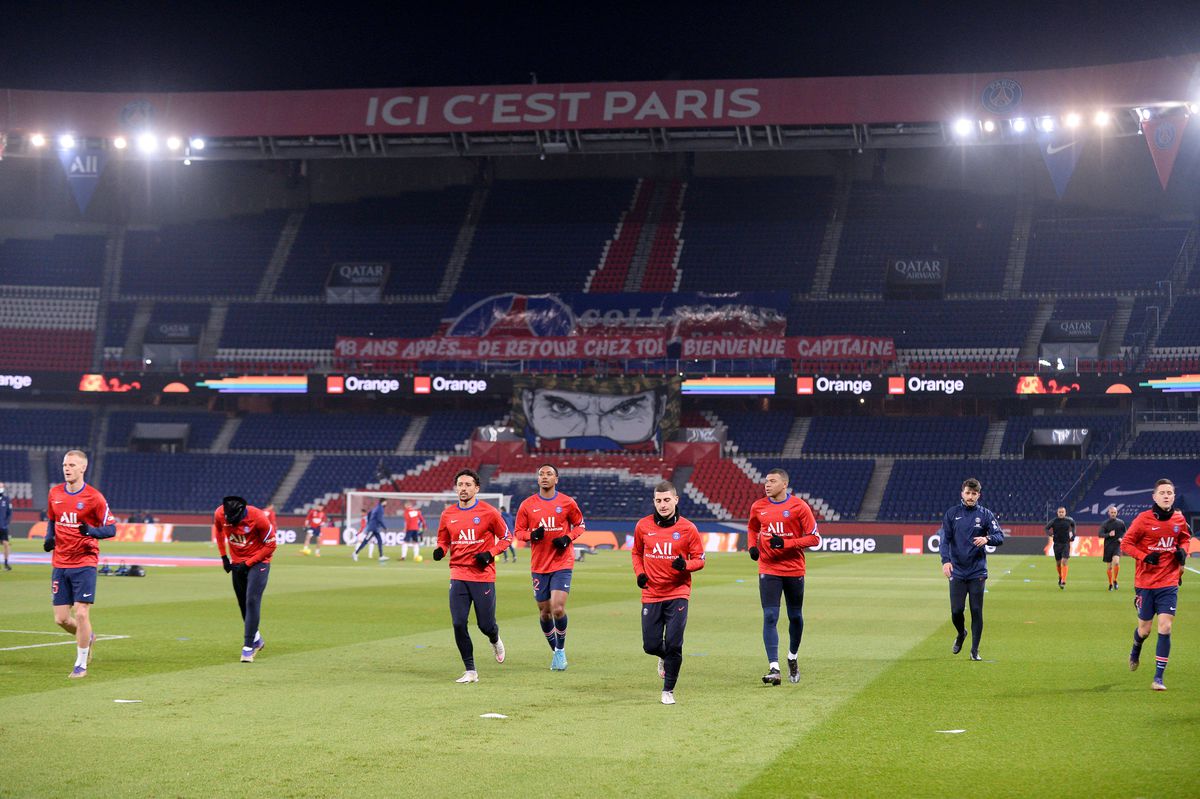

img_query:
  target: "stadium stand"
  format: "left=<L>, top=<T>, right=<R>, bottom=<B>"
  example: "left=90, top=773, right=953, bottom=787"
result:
left=785, top=299, right=1037, bottom=350
left=676, top=176, right=831, bottom=293
left=0, top=408, right=92, bottom=446
left=230, top=412, right=410, bottom=452
left=218, top=302, right=444, bottom=356
left=286, top=454, right=430, bottom=511
left=105, top=410, right=227, bottom=450
left=743, top=457, right=876, bottom=520
left=707, top=410, right=794, bottom=454
left=1000, top=414, right=1129, bottom=457
left=804, top=416, right=988, bottom=456
left=1153, top=295, right=1200, bottom=348
left=0, top=234, right=106, bottom=287
left=1128, top=430, right=1200, bottom=457
left=0, top=449, right=33, bottom=507
left=831, top=183, right=1015, bottom=295
left=414, top=409, right=507, bottom=452
left=103, top=452, right=292, bottom=511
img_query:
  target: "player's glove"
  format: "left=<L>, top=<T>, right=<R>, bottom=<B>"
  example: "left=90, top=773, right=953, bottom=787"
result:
left=530, top=526, right=545, bottom=542
left=1144, top=552, right=1161, bottom=565
left=43, top=532, right=56, bottom=552
left=748, top=545, right=759, bottom=561
left=1175, top=547, right=1189, bottom=566
left=552, top=535, right=571, bottom=551
left=671, top=555, right=687, bottom=571
left=231, top=561, right=250, bottom=576
left=474, top=551, right=494, bottom=568
left=636, top=573, right=649, bottom=589
left=432, top=547, right=445, bottom=561
left=769, top=534, right=784, bottom=549
left=221, top=556, right=232, bottom=573
left=77, top=522, right=91, bottom=537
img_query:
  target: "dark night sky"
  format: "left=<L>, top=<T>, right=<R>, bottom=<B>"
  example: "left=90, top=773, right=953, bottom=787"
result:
left=1, top=1, right=1199, bottom=92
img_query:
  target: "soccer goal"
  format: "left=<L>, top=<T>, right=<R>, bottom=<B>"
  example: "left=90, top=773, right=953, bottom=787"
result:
left=343, top=491, right=511, bottom=545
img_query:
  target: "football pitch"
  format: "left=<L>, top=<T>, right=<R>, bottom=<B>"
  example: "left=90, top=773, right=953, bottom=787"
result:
left=0, top=541, right=1195, bottom=798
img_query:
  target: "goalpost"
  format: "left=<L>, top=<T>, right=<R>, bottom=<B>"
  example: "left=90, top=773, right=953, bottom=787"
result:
left=343, top=491, right=511, bottom=547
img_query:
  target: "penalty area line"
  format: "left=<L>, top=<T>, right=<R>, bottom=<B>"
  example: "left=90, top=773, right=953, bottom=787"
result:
left=0, top=633, right=131, bottom=652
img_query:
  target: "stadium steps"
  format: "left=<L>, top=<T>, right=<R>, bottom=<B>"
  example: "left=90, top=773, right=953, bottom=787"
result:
left=637, top=180, right=686, bottom=292
left=1134, top=298, right=1175, bottom=371
left=29, top=450, right=48, bottom=504
left=781, top=417, right=811, bottom=457
left=623, top=180, right=668, bottom=292
left=437, top=183, right=490, bottom=300
left=396, top=416, right=428, bottom=454
left=197, top=302, right=229, bottom=359
left=855, top=457, right=892, bottom=522
left=1104, top=297, right=1135, bottom=358
left=122, top=299, right=155, bottom=357
left=1018, top=298, right=1055, bottom=358
left=211, top=418, right=242, bottom=454
left=257, top=210, right=306, bottom=300
left=808, top=170, right=852, bottom=299
left=981, top=420, right=1007, bottom=459
left=584, top=178, right=648, bottom=293
left=89, top=409, right=110, bottom=486
left=1001, top=194, right=1035, bottom=297
left=271, top=452, right=314, bottom=508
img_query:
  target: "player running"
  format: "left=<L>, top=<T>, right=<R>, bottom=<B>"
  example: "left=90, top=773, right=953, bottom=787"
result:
left=434, top=469, right=511, bottom=683
left=45, top=450, right=116, bottom=678
left=1045, top=507, right=1076, bottom=589
left=213, top=495, right=276, bottom=662
left=1098, top=505, right=1126, bottom=591
left=353, top=498, right=389, bottom=563
left=746, top=468, right=820, bottom=686
left=632, top=481, right=705, bottom=705
left=400, top=500, right=426, bottom=561
left=0, top=482, right=12, bottom=571
left=1120, top=479, right=1191, bottom=690
left=939, top=478, right=1004, bottom=661
left=301, top=504, right=327, bottom=556
left=513, top=464, right=585, bottom=670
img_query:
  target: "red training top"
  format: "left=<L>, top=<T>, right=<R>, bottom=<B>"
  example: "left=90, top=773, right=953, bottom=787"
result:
left=213, top=505, right=277, bottom=566
left=47, top=482, right=116, bottom=569
left=513, top=490, right=585, bottom=574
left=631, top=513, right=705, bottom=602
left=747, top=494, right=821, bottom=578
left=1121, top=508, right=1191, bottom=590
left=437, top=499, right=511, bottom=582
left=304, top=508, right=327, bottom=529
left=404, top=506, right=426, bottom=532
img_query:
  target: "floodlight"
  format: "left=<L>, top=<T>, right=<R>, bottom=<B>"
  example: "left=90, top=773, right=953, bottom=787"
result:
left=166, top=136, right=182, bottom=151
left=189, top=137, right=206, bottom=150
left=1038, top=117, right=1056, bottom=132
left=58, top=133, right=76, bottom=149
left=1093, top=111, right=1110, bottom=127
left=982, top=120, right=996, bottom=133
left=1011, top=118, right=1028, bottom=133
left=137, top=132, right=158, bottom=153
left=29, top=133, right=46, bottom=147
left=112, top=136, right=128, bottom=150
left=1064, top=112, right=1081, bottom=128
left=1189, top=103, right=1198, bottom=115
left=953, top=118, right=974, bottom=136
left=1138, top=108, right=1152, bottom=121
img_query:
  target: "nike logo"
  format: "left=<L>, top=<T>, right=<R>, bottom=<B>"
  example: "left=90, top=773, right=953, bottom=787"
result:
left=1170, top=607, right=1176, bottom=611
left=449, top=519, right=458, bottom=523
left=1046, top=141, right=1076, bottom=155
left=54, top=500, right=62, bottom=504
left=954, top=517, right=962, bottom=521
left=484, top=589, right=491, bottom=595
left=83, top=593, right=92, bottom=597
left=1103, top=486, right=1153, bottom=497
left=1152, top=527, right=1160, bottom=531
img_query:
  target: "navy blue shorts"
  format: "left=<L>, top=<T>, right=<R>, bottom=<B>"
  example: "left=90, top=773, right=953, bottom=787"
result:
left=1135, top=586, right=1178, bottom=620
left=0, top=527, right=9, bottom=542
left=52, top=566, right=97, bottom=606
left=404, top=530, right=421, bottom=543
left=531, top=569, right=573, bottom=602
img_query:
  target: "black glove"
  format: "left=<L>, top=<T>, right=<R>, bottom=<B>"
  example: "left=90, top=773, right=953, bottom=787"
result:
left=1176, top=547, right=1189, bottom=566
left=78, top=522, right=92, bottom=538
left=636, top=573, right=649, bottom=589
left=474, top=551, right=494, bottom=568
left=221, top=556, right=232, bottom=573
left=552, top=535, right=571, bottom=551
left=432, top=547, right=445, bottom=561
left=530, top=526, right=545, bottom=542
left=671, top=555, right=687, bottom=571
left=1144, top=551, right=1161, bottom=565
left=748, top=546, right=759, bottom=561
left=43, top=532, right=56, bottom=552
left=769, top=534, right=784, bottom=550
left=231, top=561, right=250, bottom=576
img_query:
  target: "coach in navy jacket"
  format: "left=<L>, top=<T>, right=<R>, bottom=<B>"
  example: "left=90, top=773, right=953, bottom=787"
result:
left=938, top=477, right=1004, bottom=659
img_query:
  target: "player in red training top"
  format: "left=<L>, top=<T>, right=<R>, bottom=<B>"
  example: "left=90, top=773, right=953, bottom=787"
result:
left=747, top=468, right=821, bottom=686
left=45, top=450, right=116, bottom=679
left=631, top=481, right=705, bottom=705
left=1120, top=478, right=1191, bottom=690
left=400, top=500, right=426, bottom=562
left=434, top=468, right=511, bottom=683
left=213, top=495, right=277, bottom=663
left=513, top=463, right=585, bottom=671
left=301, top=504, right=327, bottom=557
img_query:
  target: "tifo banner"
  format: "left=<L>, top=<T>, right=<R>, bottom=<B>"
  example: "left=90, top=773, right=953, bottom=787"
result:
left=1038, top=130, right=1083, bottom=198
left=681, top=335, right=894, bottom=361
left=1141, top=112, right=1190, bottom=190
left=442, top=292, right=790, bottom=340
left=56, top=146, right=106, bottom=212
left=511, top=375, right=680, bottom=452
left=335, top=334, right=666, bottom=361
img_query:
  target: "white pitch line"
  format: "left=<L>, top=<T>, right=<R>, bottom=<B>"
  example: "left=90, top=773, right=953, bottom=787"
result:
left=1186, top=565, right=1199, bottom=576
left=0, top=629, right=76, bottom=636
left=0, top=634, right=130, bottom=652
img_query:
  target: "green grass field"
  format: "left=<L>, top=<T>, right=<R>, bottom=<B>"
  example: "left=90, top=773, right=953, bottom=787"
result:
left=0, top=541, right=1195, bottom=798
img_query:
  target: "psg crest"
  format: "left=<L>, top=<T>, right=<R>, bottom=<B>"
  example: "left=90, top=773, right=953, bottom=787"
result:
left=1154, top=123, right=1176, bottom=149
left=981, top=79, right=1022, bottom=113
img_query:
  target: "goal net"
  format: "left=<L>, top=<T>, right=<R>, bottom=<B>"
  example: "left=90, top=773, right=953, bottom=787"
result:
left=343, top=491, right=511, bottom=546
